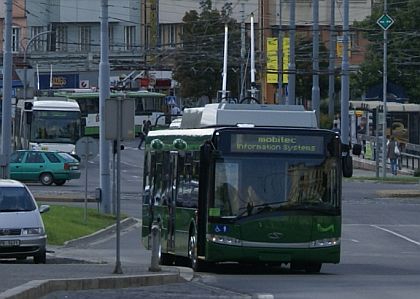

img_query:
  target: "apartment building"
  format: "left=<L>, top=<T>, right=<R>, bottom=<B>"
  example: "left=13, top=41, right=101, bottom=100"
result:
left=0, top=0, right=373, bottom=101
left=0, top=0, right=142, bottom=96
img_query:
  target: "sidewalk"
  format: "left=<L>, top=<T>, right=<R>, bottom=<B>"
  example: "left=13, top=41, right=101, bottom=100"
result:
left=0, top=218, right=193, bottom=299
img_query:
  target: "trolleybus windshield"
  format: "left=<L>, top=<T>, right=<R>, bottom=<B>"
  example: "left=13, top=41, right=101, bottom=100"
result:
left=30, top=110, right=81, bottom=143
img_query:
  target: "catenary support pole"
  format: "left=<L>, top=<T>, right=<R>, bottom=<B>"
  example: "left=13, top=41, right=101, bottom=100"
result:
left=328, top=0, right=336, bottom=119
left=312, top=0, right=320, bottom=125
left=340, top=0, right=350, bottom=146
left=277, top=0, right=283, bottom=104
left=1, top=0, right=13, bottom=179
left=99, top=0, right=111, bottom=213
left=288, top=0, right=296, bottom=105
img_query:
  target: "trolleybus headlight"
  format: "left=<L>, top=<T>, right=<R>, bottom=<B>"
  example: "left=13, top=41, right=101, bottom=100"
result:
left=207, top=234, right=242, bottom=246
left=310, top=237, right=340, bottom=248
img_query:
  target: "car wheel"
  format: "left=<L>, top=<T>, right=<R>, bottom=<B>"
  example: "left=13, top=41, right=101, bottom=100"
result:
left=34, top=249, right=46, bottom=264
left=54, top=179, right=66, bottom=186
left=40, top=173, right=53, bottom=186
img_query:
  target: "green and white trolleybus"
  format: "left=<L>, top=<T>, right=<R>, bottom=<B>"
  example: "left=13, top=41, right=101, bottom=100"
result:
left=142, top=103, right=353, bottom=273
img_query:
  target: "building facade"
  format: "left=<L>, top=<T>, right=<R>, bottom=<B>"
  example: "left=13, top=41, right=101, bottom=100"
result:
left=0, top=0, right=373, bottom=102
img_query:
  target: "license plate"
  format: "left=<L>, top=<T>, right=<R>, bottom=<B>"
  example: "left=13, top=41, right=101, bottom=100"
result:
left=0, top=240, right=20, bottom=247
left=71, top=166, right=79, bottom=170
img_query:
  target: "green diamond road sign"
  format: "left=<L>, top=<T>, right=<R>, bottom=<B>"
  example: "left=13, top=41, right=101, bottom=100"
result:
left=377, top=14, right=394, bottom=30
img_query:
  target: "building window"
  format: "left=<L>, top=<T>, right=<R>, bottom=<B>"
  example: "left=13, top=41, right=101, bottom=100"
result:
left=124, top=26, right=136, bottom=50
left=12, top=27, right=20, bottom=53
left=31, top=26, right=47, bottom=51
left=55, top=25, right=68, bottom=52
left=169, top=25, right=176, bottom=48
left=80, top=26, right=91, bottom=52
left=108, top=24, right=115, bottom=51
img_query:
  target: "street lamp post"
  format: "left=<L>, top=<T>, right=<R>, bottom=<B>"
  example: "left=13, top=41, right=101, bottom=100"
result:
left=22, top=31, right=51, bottom=99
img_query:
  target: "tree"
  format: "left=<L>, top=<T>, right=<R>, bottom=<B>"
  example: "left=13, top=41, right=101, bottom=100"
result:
left=351, top=0, right=420, bottom=102
left=172, top=1, right=241, bottom=102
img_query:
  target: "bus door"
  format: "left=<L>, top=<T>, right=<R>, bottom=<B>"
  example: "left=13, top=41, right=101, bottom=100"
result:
left=167, top=151, right=178, bottom=253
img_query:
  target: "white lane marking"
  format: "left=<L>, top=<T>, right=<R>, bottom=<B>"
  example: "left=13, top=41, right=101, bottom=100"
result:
left=371, top=225, right=420, bottom=246
left=256, top=295, right=274, bottom=299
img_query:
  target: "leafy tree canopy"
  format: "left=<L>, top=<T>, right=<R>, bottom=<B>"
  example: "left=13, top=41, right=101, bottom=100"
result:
left=173, top=1, right=241, bottom=102
left=352, top=0, right=420, bottom=102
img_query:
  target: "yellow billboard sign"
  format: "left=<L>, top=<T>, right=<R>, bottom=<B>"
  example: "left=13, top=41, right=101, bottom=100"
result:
left=266, top=38, right=278, bottom=83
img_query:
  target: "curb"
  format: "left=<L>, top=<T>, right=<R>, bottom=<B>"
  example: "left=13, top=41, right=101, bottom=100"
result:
left=0, top=273, right=183, bottom=299
left=376, top=190, right=420, bottom=198
left=62, top=217, right=140, bottom=248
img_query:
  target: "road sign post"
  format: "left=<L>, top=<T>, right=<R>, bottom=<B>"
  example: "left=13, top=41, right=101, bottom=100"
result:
left=76, top=137, right=99, bottom=222
left=105, top=96, right=135, bottom=275
left=377, top=9, right=394, bottom=178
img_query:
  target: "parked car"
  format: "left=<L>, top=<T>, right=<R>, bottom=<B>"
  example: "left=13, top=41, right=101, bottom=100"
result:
left=10, top=150, right=81, bottom=186
left=0, top=179, right=49, bottom=263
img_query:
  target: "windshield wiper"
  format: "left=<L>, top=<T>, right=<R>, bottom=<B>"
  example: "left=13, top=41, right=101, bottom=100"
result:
left=237, top=201, right=288, bottom=217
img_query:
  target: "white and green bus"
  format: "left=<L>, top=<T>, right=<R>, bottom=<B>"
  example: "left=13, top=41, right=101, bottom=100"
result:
left=142, top=103, right=354, bottom=273
left=14, top=97, right=82, bottom=155
left=59, top=90, right=167, bottom=136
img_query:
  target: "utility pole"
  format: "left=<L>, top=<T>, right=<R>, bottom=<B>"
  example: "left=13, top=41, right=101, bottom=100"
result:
left=312, top=0, right=320, bottom=124
left=288, top=0, right=296, bottom=105
left=277, top=0, right=283, bottom=104
left=328, top=0, right=336, bottom=120
left=250, top=13, right=257, bottom=99
left=99, top=0, right=111, bottom=213
left=240, top=4, right=245, bottom=101
left=1, top=0, right=13, bottom=179
left=340, top=0, right=350, bottom=147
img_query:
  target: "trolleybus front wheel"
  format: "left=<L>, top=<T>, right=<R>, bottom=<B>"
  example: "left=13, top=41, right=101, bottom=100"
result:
left=188, top=230, right=209, bottom=272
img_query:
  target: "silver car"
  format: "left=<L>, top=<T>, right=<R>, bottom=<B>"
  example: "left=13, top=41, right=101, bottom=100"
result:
left=0, top=180, right=49, bottom=263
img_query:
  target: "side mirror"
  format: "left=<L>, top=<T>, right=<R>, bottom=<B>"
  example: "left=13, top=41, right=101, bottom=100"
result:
left=26, top=111, right=32, bottom=125
left=352, top=144, right=362, bottom=156
left=342, top=143, right=353, bottom=178
left=39, top=204, right=50, bottom=214
left=342, top=155, right=353, bottom=178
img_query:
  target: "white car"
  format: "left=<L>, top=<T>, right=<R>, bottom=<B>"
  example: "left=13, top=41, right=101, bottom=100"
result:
left=0, top=180, right=49, bottom=263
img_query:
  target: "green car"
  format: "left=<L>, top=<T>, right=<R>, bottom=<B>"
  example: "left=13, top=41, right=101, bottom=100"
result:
left=10, top=150, right=81, bottom=186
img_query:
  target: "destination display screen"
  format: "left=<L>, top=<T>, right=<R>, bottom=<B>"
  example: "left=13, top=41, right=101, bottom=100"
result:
left=230, top=134, right=324, bottom=154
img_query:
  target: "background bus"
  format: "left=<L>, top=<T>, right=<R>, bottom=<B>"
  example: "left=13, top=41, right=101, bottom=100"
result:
left=58, top=90, right=167, bottom=136
left=142, top=103, right=352, bottom=273
left=13, top=97, right=82, bottom=156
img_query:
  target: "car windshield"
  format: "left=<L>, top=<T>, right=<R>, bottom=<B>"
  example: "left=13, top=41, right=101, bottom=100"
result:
left=210, top=155, right=340, bottom=218
left=0, top=187, right=36, bottom=212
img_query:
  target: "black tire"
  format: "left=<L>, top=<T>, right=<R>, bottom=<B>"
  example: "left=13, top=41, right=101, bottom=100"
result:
left=188, top=231, right=208, bottom=272
left=54, top=179, right=66, bottom=186
left=239, top=96, right=260, bottom=104
left=34, top=249, right=46, bottom=264
left=40, top=173, right=54, bottom=186
left=305, top=263, right=322, bottom=273
left=158, top=242, right=174, bottom=266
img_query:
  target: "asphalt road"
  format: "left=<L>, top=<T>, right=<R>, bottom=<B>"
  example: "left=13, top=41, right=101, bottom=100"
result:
left=5, top=139, right=420, bottom=299
left=37, top=178, right=420, bottom=299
